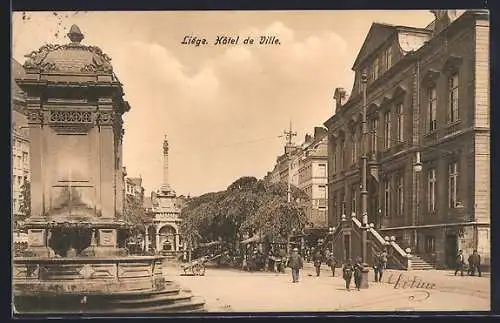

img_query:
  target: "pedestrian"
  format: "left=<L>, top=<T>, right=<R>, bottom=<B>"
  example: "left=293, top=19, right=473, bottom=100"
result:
left=342, top=259, right=354, bottom=291
left=469, top=250, right=482, bottom=277
left=353, top=257, right=363, bottom=291
left=454, top=249, right=465, bottom=276
left=313, top=250, right=322, bottom=277
left=373, top=252, right=381, bottom=282
left=287, top=247, right=304, bottom=283
left=326, top=251, right=337, bottom=277
left=381, top=248, right=388, bottom=270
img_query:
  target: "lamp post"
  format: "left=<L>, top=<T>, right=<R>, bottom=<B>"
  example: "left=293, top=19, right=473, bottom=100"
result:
left=360, top=72, right=369, bottom=264
left=328, top=227, right=335, bottom=253
left=359, top=72, right=370, bottom=289
left=413, top=151, right=422, bottom=252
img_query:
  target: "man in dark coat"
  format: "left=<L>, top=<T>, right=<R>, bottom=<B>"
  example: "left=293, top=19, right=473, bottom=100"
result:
left=326, top=251, right=337, bottom=277
left=468, top=250, right=482, bottom=277
left=454, top=250, right=465, bottom=276
left=313, top=250, right=322, bottom=277
left=287, top=248, right=304, bottom=283
left=353, top=257, right=363, bottom=291
left=343, top=259, right=354, bottom=291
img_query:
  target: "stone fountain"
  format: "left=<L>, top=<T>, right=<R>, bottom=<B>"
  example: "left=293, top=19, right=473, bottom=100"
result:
left=13, top=25, right=205, bottom=314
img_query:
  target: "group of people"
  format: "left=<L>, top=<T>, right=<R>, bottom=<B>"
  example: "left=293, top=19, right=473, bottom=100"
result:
left=455, top=249, right=482, bottom=277
left=286, top=247, right=365, bottom=291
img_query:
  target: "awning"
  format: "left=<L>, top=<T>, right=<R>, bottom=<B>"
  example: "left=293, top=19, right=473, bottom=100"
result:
left=241, top=235, right=262, bottom=244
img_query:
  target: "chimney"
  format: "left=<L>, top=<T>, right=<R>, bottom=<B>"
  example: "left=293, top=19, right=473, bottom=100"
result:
left=333, top=87, right=347, bottom=113
left=304, top=133, right=313, bottom=143
left=430, top=10, right=463, bottom=35
left=314, top=127, right=327, bottom=139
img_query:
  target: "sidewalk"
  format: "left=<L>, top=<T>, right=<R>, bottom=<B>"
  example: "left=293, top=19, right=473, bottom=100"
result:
left=303, top=262, right=490, bottom=299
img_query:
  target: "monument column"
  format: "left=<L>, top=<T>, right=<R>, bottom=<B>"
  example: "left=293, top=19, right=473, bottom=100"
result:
left=145, top=227, right=150, bottom=252
left=156, top=228, right=160, bottom=253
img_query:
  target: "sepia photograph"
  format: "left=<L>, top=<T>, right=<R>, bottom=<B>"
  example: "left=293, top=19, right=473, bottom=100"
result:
left=11, top=9, right=490, bottom=315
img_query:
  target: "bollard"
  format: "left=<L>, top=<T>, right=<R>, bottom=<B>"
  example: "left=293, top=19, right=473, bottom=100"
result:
left=360, top=265, right=370, bottom=289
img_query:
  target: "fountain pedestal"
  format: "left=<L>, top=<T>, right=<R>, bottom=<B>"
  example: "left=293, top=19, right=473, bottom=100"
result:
left=13, top=24, right=204, bottom=314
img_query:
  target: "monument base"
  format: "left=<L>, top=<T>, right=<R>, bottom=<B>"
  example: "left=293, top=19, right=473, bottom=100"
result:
left=13, top=255, right=205, bottom=314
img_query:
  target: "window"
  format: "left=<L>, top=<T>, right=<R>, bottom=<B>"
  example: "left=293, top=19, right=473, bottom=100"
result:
left=371, top=118, right=379, bottom=153
left=351, top=186, right=357, bottom=215
left=396, top=174, right=404, bottom=216
left=384, top=178, right=391, bottom=217
left=427, top=168, right=436, bottom=213
left=396, top=103, right=404, bottom=142
left=332, top=146, right=337, bottom=174
left=449, top=74, right=459, bottom=122
left=385, top=46, right=392, bottom=70
left=448, top=162, right=458, bottom=208
left=341, top=193, right=346, bottom=216
left=318, top=185, right=326, bottom=199
left=318, top=164, right=326, bottom=178
left=340, top=139, right=345, bottom=169
left=22, top=152, right=28, bottom=165
left=383, top=111, right=391, bottom=149
left=373, top=57, right=380, bottom=80
left=428, top=86, right=437, bottom=131
left=351, top=133, right=357, bottom=165
left=425, top=236, right=435, bottom=253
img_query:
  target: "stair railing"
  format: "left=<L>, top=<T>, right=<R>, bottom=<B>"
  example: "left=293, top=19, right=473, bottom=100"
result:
left=351, top=218, right=411, bottom=270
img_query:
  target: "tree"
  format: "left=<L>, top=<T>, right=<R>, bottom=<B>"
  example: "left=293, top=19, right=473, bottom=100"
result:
left=179, top=176, right=309, bottom=253
left=123, top=189, right=149, bottom=236
left=18, top=176, right=30, bottom=220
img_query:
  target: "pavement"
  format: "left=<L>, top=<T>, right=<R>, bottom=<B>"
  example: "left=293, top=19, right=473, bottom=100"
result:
left=302, top=262, right=490, bottom=300
left=163, top=262, right=490, bottom=312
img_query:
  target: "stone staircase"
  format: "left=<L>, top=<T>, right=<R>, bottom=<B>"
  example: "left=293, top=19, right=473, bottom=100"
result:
left=14, top=281, right=206, bottom=314
left=411, top=254, right=437, bottom=270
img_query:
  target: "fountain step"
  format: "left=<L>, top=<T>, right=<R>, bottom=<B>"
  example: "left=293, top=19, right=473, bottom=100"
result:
left=106, top=292, right=193, bottom=306
left=14, top=291, right=205, bottom=314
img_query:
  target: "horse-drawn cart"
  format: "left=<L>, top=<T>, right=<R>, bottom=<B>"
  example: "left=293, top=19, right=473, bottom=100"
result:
left=180, top=253, right=223, bottom=276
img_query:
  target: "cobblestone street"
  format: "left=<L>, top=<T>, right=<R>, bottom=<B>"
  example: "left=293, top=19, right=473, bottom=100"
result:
left=164, top=262, right=490, bottom=312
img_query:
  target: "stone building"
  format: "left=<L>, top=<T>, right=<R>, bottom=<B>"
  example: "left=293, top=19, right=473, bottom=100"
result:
left=324, top=10, right=490, bottom=269
left=266, top=127, right=329, bottom=230
left=12, top=59, right=30, bottom=220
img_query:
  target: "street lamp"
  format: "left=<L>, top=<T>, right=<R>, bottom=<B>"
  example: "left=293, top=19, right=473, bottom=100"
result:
left=360, top=71, right=369, bottom=265
left=328, top=227, right=336, bottom=252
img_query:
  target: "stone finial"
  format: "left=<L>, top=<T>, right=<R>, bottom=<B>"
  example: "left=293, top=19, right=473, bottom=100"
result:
left=68, top=24, right=84, bottom=43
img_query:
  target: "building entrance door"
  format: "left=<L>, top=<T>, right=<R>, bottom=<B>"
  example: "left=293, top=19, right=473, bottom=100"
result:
left=445, top=234, right=458, bottom=268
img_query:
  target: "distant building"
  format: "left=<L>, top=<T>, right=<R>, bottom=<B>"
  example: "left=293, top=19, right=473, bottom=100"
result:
left=324, top=10, right=490, bottom=269
left=267, top=127, right=329, bottom=229
left=12, top=58, right=30, bottom=220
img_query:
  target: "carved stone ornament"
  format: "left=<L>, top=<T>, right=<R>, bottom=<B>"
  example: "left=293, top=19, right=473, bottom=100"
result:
left=22, top=25, right=113, bottom=74
left=27, top=111, right=44, bottom=123
left=96, top=111, right=114, bottom=125
left=49, top=111, right=92, bottom=124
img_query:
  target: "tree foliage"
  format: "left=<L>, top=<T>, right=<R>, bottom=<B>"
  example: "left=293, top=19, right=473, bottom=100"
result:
left=179, top=176, right=309, bottom=247
left=123, top=189, right=149, bottom=234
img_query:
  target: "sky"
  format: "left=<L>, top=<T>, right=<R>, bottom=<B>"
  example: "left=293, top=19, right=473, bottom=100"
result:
left=12, top=10, right=434, bottom=197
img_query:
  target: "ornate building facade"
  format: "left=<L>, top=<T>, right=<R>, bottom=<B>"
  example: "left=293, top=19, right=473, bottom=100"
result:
left=144, top=135, right=183, bottom=254
left=324, top=10, right=490, bottom=269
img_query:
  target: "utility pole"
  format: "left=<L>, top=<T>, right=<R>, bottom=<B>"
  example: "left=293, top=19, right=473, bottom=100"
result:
left=281, top=121, right=297, bottom=203
left=280, top=121, right=296, bottom=253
